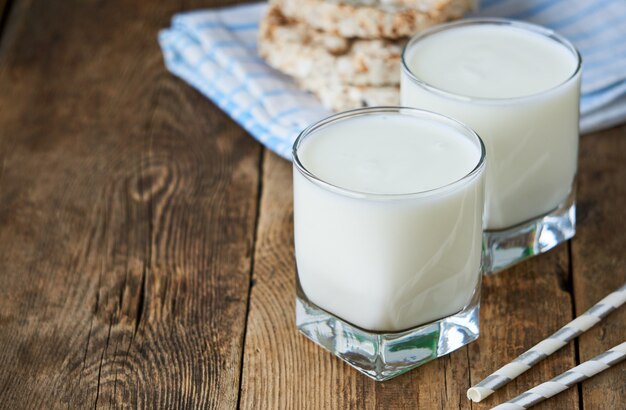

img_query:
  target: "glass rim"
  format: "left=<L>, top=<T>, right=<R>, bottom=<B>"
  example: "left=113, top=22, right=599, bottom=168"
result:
left=292, top=106, right=486, bottom=200
left=401, top=18, right=583, bottom=104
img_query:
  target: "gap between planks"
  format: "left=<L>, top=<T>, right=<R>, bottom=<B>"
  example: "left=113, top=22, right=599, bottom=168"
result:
left=0, top=0, right=13, bottom=38
left=237, top=146, right=267, bottom=407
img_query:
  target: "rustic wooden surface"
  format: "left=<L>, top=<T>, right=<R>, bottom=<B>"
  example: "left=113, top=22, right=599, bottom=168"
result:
left=0, top=1, right=624, bottom=409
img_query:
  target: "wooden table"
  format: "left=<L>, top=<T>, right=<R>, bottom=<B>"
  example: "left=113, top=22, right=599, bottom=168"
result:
left=0, top=1, right=624, bottom=408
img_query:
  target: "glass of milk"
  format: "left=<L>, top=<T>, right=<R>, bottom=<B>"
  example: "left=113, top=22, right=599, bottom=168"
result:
left=293, top=107, right=486, bottom=381
left=401, top=19, right=582, bottom=273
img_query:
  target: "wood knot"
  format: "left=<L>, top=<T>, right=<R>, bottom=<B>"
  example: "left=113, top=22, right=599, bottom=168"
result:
left=129, top=162, right=173, bottom=202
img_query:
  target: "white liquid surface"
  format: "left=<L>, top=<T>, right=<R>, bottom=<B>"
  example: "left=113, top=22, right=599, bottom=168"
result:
left=408, top=25, right=577, bottom=99
left=294, top=112, right=485, bottom=332
left=402, top=23, right=580, bottom=230
left=298, top=115, right=480, bottom=194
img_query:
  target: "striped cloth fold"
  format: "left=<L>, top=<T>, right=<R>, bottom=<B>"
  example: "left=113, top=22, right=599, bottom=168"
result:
left=159, top=3, right=330, bottom=159
left=159, top=0, right=626, bottom=159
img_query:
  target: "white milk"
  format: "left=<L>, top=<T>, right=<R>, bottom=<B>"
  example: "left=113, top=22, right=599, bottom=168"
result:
left=402, top=22, right=581, bottom=230
left=293, top=111, right=485, bottom=332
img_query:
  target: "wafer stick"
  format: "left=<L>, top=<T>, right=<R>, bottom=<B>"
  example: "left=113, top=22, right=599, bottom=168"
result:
left=467, top=283, right=626, bottom=402
left=492, top=341, right=626, bottom=409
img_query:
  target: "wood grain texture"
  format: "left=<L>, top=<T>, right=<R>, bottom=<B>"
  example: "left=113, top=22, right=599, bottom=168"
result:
left=239, top=151, right=368, bottom=410
left=573, top=126, right=626, bottom=410
left=470, top=247, right=579, bottom=410
left=239, top=152, right=579, bottom=409
left=0, top=0, right=261, bottom=408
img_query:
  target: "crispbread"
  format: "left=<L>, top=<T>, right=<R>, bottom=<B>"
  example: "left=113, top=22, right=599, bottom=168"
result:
left=310, top=0, right=456, bottom=12
left=297, top=76, right=399, bottom=111
left=258, top=5, right=403, bottom=87
left=270, top=0, right=475, bottom=39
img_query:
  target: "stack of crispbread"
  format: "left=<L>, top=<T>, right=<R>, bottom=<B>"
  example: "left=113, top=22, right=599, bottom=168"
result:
left=258, top=0, right=475, bottom=111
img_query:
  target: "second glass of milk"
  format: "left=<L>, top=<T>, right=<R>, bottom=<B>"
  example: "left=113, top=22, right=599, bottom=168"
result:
left=293, top=107, right=486, bottom=381
left=401, top=19, right=582, bottom=273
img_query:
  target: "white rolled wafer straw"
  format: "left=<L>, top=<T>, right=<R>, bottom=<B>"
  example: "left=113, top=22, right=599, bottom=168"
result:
left=492, top=341, right=626, bottom=409
left=467, top=282, right=626, bottom=402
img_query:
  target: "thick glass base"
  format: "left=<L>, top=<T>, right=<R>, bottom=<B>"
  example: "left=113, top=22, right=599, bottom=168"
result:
left=295, top=280, right=480, bottom=381
left=483, top=190, right=576, bottom=275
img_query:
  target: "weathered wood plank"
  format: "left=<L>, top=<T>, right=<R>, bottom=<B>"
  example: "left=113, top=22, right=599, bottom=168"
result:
left=470, top=248, right=579, bottom=410
left=0, top=0, right=261, bottom=408
left=572, top=125, right=626, bottom=410
left=239, top=151, right=366, bottom=410
left=240, top=151, right=579, bottom=409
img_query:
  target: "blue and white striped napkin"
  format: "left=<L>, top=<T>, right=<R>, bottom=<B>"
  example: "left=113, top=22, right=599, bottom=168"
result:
left=159, top=0, right=626, bottom=159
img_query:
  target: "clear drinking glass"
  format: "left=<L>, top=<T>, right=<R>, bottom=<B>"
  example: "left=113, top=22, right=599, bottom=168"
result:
left=292, top=107, right=486, bottom=381
left=401, top=19, right=582, bottom=273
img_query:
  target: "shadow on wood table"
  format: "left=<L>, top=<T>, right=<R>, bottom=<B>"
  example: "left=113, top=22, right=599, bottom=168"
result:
left=0, top=0, right=624, bottom=409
